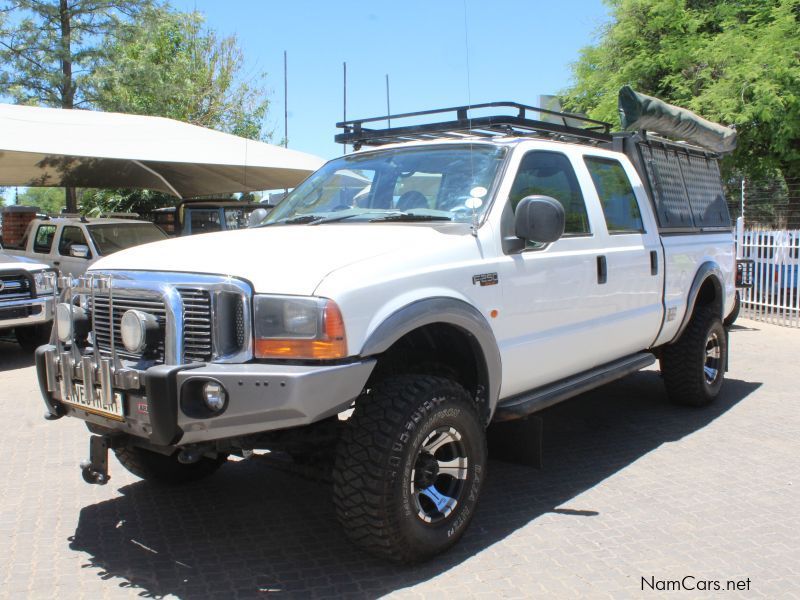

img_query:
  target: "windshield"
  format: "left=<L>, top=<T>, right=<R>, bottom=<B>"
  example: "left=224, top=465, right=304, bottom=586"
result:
left=87, top=223, right=168, bottom=256
left=259, top=144, right=507, bottom=226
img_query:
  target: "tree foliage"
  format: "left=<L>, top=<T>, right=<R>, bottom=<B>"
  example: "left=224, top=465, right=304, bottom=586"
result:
left=0, top=0, right=151, bottom=109
left=562, top=0, right=800, bottom=225
left=0, top=2, right=271, bottom=215
left=15, top=186, right=67, bottom=213
left=89, top=8, right=269, bottom=140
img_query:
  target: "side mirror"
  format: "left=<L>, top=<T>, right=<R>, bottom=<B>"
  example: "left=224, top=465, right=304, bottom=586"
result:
left=514, top=195, right=565, bottom=245
left=248, top=208, right=269, bottom=228
left=69, top=244, right=90, bottom=259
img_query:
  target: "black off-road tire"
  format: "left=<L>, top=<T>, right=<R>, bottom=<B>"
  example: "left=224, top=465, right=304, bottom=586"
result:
left=661, top=307, right=727, bottom=407
left=114, top=446, right=227, bottom=484
left=333, top=375, right=486, bottom=563
left=723, top=291, right=741, bottom=327
left=15, top=323, right=51, bottom=352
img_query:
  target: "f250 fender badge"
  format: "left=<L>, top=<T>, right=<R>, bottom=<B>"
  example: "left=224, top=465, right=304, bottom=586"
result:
left=472, top=273, right=498, bottom=286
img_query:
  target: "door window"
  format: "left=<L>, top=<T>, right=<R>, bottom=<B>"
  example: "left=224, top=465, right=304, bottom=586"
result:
left=58, top=226, right=91, bottom=257
left=509, top=151, right=590, bottom=236
left=33, top=224, right=57, bottom=253
left=584, top=157, right=644, bottom=234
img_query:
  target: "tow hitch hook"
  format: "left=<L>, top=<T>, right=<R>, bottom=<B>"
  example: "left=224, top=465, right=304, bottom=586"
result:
left=80, top=435, right=120, bottom=485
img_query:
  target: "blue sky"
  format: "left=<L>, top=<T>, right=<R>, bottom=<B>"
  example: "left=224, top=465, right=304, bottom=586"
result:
left=173, top=0, right=610, bottom=160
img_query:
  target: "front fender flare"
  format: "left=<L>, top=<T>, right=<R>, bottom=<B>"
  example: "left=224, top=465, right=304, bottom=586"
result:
left=360, top=297, right=502, bottom=422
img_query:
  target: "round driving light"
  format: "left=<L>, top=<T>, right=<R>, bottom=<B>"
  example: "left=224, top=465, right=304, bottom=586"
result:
left=55, top=302, right=73, bottom=342
left=120, top=309, right=158, bottom=354
left=202, top=382, right=227, bottom=412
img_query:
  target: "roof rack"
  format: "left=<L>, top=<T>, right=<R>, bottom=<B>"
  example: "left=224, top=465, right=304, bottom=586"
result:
left=335, top=102, right=613, bottom=150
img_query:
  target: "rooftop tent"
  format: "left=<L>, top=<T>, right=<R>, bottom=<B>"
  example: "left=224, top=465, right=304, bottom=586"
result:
left=617, top=86, right=737, bottom=154
left=0, top=104, right=325, bottom=197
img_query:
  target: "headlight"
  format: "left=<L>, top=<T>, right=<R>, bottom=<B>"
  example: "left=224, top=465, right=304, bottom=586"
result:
left=33, top=270, right=57, bottom=295
left=253, top=295, right=347, bottom=360
left=120, top=309, right=159, bottom=354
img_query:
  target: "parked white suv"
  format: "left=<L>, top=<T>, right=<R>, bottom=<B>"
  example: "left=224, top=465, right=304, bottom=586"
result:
left=36, top=95, right=737, bottom=563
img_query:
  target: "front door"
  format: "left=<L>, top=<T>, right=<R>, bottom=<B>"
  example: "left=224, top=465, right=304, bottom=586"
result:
left=56, top=225, right=93, bottom=277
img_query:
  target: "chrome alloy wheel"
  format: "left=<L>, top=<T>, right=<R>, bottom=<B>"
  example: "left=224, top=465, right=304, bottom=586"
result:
left=704, top=330, right=722, bottom=385
left=410, top=426, right=469, bottom=524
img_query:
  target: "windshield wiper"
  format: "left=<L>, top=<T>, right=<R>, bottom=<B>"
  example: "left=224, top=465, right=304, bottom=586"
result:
left=369, top=213, right=452, bottom=222
left=258, top=214, right=325, bottom=227
left=307, top=213, right=362, bottom=225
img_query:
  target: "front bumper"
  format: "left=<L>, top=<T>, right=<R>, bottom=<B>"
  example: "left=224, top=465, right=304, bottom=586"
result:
left=0, top=296, right=53, bottom=329
left=37, top=344, right=375, bottom=446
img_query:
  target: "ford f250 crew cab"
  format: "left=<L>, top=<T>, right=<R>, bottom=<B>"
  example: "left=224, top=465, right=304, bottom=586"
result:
left=35, top=90, right=738, bottom=563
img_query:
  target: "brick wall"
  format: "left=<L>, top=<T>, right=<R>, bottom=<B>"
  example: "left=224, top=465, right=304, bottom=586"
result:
left=1, top=206, right=39, bottom=248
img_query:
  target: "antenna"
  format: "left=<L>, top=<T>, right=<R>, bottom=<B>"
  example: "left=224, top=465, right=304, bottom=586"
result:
left=386, top=74, right=391, bottom=128
left=283, top=50, right=288, bottom=148
left=343, top=62, right=348, bottom=155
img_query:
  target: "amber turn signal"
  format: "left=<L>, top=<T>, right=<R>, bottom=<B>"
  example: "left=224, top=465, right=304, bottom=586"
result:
left=254, top=299, right=347, bottom=360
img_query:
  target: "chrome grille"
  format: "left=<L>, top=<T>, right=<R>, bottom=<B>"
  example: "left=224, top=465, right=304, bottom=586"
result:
left=92, top=294, right=167, bottom=360
left=81, top=271, right=252, bottom=366
left=178, top=288, right=212, bottom=362
left=0, top=274, right=33, bottom=301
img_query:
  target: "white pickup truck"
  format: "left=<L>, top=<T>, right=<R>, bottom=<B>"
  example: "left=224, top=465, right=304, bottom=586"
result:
left=0, top=249, right=55, bottom=350
left=4, top=216, right=168, bottom=278
left=36, top=95, right=737, bottom=563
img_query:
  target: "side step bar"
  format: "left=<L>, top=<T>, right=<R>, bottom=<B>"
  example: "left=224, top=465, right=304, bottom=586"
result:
left=493, top=352, right=656, bottom=422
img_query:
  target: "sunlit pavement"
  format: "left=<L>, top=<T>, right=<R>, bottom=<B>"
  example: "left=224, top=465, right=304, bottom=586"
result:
left=0, top=319, right=797, bottom=599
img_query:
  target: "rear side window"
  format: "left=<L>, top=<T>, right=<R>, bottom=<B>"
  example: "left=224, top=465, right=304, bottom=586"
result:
left=509, top=151, right=590, bottom=235
left=58, top=226, right=91, bottom=257
left=33, top=224, right=56, bottom=253
left=584, top=157, right=644, bottom=234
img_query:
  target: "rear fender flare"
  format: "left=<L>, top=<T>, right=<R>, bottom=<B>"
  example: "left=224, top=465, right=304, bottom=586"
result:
left=672, top=262, right=724, bottom=343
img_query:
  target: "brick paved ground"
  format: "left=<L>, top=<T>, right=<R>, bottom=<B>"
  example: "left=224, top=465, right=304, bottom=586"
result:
left=0, top=319, right=798, bottom=599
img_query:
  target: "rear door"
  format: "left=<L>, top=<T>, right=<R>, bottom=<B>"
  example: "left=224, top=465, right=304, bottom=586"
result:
left=579, top=154, right=664, bottom=353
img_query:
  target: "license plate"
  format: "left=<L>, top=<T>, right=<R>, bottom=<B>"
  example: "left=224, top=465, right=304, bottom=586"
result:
left=66, top=383, right=125, bottom=420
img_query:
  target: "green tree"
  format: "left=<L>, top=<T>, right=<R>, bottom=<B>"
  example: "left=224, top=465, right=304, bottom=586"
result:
left=16, top=186, right=67, bottom=213
left=81, top=7, right=270, bottom=215
left=0, top=0, right=154, bottom=212
left=90, top=8, right=270, bottom=140
left=563, top=0, right=800, bottom=226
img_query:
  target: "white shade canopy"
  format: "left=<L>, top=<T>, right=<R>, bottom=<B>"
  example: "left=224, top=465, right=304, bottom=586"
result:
left=0, top=103, right=325, bottom=198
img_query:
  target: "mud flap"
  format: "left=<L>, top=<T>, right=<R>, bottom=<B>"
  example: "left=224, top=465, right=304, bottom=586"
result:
left=487, top=415, right=543, bottom=469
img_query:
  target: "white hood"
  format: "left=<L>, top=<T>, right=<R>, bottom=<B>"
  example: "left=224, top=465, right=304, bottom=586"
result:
left=90, top=224, right=470, bottom=295
left=0, top=250, right=48, bottom=271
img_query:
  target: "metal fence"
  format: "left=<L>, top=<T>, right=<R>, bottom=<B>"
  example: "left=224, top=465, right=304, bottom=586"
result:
left=737, top=228, right=800, bottom=327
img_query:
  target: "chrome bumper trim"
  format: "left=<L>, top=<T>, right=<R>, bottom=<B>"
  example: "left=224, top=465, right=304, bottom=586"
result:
left=0, top=296, right=52, bottom=329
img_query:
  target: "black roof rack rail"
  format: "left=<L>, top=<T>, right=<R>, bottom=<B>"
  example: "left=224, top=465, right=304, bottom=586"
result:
left=335, top=101, right=613, bottom=149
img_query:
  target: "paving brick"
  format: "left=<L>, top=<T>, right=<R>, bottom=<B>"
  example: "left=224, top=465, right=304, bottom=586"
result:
left=1, top=319, right=799, bottom=598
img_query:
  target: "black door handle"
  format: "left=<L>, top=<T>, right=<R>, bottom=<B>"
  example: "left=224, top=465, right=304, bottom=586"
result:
left=597, top=255, right=607, bottom=284
left=650, top=250, right=658, bottom=275
left=52, top=261, right=60, bottom=266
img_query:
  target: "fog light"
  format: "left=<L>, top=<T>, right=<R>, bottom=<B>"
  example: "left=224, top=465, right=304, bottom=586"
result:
left=56, top=302, right=87, bottom=343
left=202, top=381, right=227, bottom=412
left=120, top=309, right=159, bottom=354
